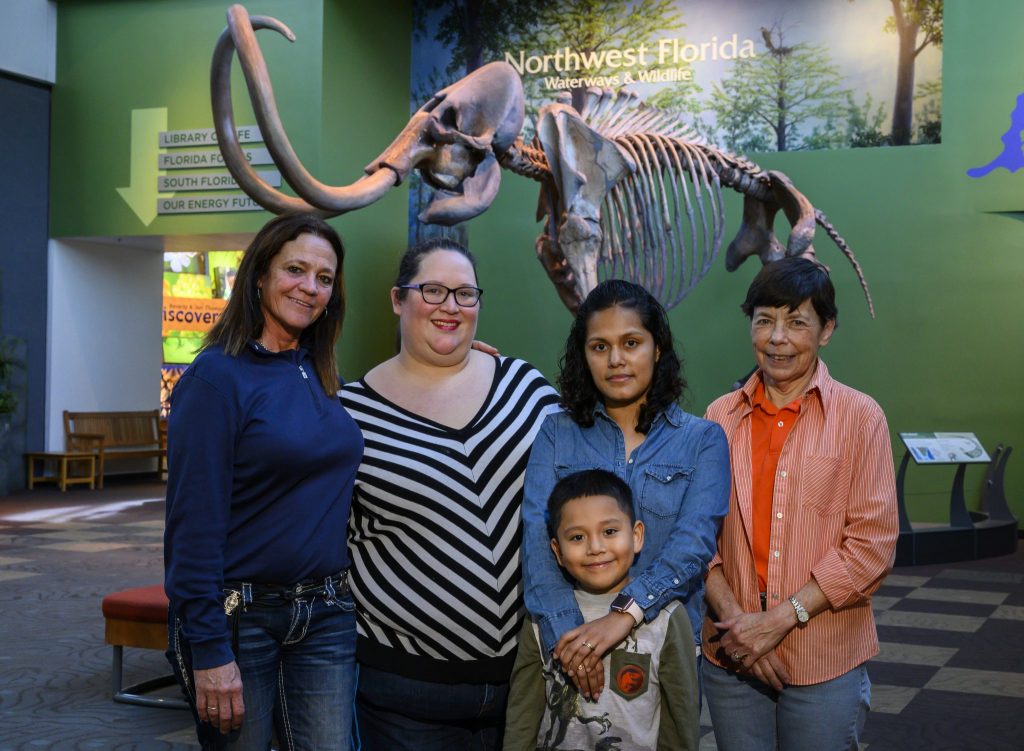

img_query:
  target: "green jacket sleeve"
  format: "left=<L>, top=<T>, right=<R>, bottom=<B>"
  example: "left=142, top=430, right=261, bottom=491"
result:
left=503, top=618, right=547, bottom=751
left=657, top=605, right=700, bottom=751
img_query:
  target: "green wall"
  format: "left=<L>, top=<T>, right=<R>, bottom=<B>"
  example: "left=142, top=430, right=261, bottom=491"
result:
left=53, top=0, right=325, bottom=237
left=50, top=1, right=1024, bottom=521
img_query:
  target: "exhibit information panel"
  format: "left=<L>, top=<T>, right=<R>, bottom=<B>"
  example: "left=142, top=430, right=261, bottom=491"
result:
left=899, top=432, right=991, bottom=465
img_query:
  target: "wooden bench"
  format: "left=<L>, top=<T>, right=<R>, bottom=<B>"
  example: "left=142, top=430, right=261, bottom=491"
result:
left=102, top=584, right=187, bottom=709
left=63, top=410, right=167, bottom=489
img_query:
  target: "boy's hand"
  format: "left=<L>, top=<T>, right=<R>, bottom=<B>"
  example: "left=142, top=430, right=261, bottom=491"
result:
left=553, top=612, right=635, bottom=701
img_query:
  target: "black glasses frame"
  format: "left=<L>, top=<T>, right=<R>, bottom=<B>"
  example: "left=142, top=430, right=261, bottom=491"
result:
left=398, top=283, right=484, bottom=307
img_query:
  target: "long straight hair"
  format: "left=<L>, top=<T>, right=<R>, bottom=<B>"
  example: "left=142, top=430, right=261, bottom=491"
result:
left=203, top=213, right=345, bottom=394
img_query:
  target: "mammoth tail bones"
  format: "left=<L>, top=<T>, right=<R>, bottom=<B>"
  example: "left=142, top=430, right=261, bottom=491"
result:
left=212, top=4, right=874, bottom=316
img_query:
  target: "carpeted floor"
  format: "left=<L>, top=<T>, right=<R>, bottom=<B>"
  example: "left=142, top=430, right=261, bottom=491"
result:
left=0, top=479, right=1021, bottom=750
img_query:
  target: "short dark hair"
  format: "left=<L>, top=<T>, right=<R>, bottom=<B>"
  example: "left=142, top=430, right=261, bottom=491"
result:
left=393, top=236, right=478, bottom=300
left=558, top=279, right=685, bottom=434
left=740, top=257, right=838, bottom=327
left=546, top=469, right=635, bottom=539
left=204, top=212, right=345, bottom=394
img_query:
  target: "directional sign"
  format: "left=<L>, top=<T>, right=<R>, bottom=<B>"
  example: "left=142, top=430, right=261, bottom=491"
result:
left=116, top=107, right=173, bottom=226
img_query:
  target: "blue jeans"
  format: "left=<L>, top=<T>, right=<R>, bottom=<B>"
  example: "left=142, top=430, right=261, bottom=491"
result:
left=354, top=665, right=507, bottom=751
left=168, top=590, right=357, bottom=750
left=704, top=660, right=870, bottom=751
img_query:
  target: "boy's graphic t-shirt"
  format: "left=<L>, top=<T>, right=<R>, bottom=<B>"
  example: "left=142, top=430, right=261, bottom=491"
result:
left=505, top=589, right=698, bottom=751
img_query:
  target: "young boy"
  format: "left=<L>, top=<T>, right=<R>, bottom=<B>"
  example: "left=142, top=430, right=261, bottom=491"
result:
left=505, top=469, right=698, bottom=751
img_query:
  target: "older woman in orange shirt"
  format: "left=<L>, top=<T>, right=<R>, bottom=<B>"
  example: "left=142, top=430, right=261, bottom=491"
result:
left=702, top=257, right=898, bottom=751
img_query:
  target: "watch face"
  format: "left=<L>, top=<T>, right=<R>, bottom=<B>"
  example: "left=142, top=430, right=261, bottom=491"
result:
left=611, top=593, right=634, bottom=611
left=791, top=597, right=809, bottom=623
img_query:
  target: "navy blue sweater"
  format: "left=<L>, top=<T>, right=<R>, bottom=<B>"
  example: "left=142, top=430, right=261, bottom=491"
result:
left=164, top=342, right=362, bottom=670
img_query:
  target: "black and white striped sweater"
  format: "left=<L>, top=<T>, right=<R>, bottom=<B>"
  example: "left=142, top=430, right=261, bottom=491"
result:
left=341, top=356, right=560, bottom=683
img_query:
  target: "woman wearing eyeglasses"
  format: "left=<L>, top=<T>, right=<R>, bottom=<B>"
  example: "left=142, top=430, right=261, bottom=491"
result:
left=340, top=237, right=559, bottom=750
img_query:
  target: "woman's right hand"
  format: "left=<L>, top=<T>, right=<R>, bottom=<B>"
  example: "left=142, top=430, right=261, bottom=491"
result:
left=195, top=661, right=244, bottom=734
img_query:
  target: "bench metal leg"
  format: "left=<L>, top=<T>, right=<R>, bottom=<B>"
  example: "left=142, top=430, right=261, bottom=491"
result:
left=111, top=644, right=189, bottom=710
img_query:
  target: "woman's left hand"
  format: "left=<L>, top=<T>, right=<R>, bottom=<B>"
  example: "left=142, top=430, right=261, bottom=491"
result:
left=714, top=607, right=794, bottom=669
left=554, top=611, right=636, bottom=700
left=746, top=649, right=792, bottom=691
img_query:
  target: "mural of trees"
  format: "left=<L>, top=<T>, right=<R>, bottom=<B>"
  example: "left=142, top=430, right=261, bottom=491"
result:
left=885, top=0, right=943, bottom=145
left=411, top=0, right=945, bottom=162
left=414, top=0, right=547, bottom=76
left=511, top=0, right=684, bottom=113
left=704, top=25, right=848, bottom=152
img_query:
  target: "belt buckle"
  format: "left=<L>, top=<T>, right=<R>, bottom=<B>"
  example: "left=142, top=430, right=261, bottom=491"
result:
left=223, top=590, right=241, bottom=616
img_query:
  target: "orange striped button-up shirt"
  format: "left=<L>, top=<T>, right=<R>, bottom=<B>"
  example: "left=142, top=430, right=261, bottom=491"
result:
left=702, top=360, right=898, bottom=685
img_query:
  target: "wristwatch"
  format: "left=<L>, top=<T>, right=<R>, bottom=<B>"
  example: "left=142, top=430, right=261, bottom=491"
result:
left=789, top=596, right=810, bottom=624
left=610, top=593, right=643, bottom=626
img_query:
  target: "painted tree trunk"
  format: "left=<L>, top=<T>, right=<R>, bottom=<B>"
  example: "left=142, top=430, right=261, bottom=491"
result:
left=891, top=21, right=919, bottom=145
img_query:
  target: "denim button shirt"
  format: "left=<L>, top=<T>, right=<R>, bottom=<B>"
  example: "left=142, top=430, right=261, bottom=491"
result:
left=522, top=403, right=731, bottom=653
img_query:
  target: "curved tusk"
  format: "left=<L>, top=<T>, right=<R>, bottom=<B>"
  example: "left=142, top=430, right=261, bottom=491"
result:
left=214, top=5, right=397, bottom=216
left=212, top=9, right=316, bottom=214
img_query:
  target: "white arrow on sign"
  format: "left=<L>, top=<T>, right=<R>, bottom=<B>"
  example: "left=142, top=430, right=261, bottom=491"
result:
left=116, top=107, right=175, bottom=226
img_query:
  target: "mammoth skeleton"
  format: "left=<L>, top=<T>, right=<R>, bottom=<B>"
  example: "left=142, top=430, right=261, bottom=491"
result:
left=212, top=5, right=874, bottom=316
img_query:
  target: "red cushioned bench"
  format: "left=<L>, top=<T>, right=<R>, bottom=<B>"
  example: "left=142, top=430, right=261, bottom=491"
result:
left=101, top=584, right=187, bottom=709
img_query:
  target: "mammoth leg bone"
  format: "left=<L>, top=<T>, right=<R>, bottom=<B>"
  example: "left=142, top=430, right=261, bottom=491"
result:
left=768, top=170, right=818, bottom=262
left=536, top=103, right=635, bottom=306
left=726, top=170, right=814, bottom=271
left=724, top=170, right=875, bottom=317
left=725, top=195, right=786, bottom=271
left=770, top=169, right=875, bottom=317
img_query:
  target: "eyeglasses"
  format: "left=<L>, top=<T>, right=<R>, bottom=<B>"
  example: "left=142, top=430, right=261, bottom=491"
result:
left=399, top=283, right=483, bottom=307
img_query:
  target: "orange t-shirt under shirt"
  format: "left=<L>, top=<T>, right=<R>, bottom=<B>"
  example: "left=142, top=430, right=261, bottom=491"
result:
left=750, top=381, right=801, bottom=591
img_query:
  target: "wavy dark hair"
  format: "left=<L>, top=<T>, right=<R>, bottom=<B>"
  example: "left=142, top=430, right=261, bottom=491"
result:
left=203, top=213, right=345, bottom=395
left=558, top=280, right=685, bottom=433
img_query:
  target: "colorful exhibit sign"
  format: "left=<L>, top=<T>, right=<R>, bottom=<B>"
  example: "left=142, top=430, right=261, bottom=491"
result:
left=412, top=0, right=943, bottom=154
left=162, top=297, right=227, bottom=334
left=162, top=250, right=242, bottom=365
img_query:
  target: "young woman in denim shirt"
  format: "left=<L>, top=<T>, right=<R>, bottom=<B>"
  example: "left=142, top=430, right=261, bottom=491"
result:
left=521, top=280, right=730, bottom=701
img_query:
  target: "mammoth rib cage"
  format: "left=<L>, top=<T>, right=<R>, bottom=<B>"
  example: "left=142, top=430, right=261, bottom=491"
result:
left=599, top=134, right=727, bottom=308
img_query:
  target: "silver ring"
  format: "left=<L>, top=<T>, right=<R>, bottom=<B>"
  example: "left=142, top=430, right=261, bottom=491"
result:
left=731, top=651, right=744, bottom=662
left=582, top=640, right=595, bottom=651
